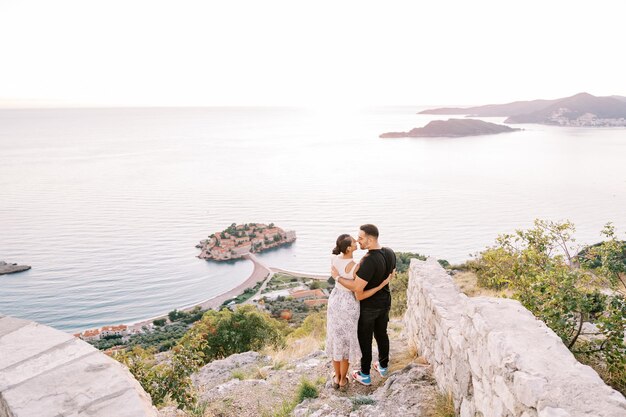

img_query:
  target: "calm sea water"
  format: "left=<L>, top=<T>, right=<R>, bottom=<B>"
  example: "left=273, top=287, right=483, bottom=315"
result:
left=1, top=106, right=625, bottom=332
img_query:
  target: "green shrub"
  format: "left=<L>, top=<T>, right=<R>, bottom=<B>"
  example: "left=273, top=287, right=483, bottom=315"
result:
left=289, top=310, right=326, bottom=340
left=181, top=305, right=286, bottom=364
left=470, top=219, right=626, bottom=394
left=351, top=396, right=376, bottom=410
left=296, top=378, right=318, bottom=402
left=390, top=271, right=409, bottom=317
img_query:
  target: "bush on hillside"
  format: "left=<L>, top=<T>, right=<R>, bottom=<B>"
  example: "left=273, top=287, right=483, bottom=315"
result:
left=468, top=219, right=626, bottom=393
left=115, top=305, right=289, bottom=410
left=180, top=304, right=287, bottom=364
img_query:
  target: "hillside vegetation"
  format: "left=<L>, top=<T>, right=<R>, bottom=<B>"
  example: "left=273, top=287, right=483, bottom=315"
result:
left=466, top=219, right=626, bottom=394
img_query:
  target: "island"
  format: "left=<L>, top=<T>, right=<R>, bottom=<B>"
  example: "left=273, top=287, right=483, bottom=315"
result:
left=419, top=93, right=626, bottom=127
left=380, top=119, right=521, bottom=138
left=197, top=223, right=296, bottom=261
left=0, top=261, right=31, bottom=275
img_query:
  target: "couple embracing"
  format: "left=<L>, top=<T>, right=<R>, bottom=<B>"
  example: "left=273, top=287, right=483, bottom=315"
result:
left=326, top=224, right=396, bottom=389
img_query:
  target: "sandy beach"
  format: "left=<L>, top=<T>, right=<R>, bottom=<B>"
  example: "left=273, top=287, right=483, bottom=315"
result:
left=126, top=253, right=272, bottom=331
left=269, top=267, right=327, bottom=280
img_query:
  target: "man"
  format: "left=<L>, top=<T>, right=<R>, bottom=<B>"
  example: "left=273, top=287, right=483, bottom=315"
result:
left=334, top=224, right=396, bottom=386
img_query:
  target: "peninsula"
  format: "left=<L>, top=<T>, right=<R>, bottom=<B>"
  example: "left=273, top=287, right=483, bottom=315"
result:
left=197, top=223, right=296, bottom=261
left=419, top=92, right=626, bottom=127
left=0, top=261, right=31, bottom=275
left=380, top=119, right=520, bottom=138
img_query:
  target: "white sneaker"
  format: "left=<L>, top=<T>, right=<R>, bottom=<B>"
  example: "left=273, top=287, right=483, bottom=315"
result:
left=373, top=362, right=388, bottom=377
left=351, top=369, right=371, bottom=386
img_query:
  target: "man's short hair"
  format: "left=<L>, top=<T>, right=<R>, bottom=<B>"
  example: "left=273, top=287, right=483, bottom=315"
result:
left=360, top=224, right=379, bottom=239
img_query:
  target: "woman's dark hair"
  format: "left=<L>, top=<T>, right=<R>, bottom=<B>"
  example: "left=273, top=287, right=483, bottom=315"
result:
left=332, top=234, right=353, bottom=255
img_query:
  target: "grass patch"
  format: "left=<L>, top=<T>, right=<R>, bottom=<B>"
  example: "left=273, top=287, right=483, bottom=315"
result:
left=231, top=370, right=246, bottom=380
left=262, top=273, right=304, bottom=293
left=351, top=395, right=376, bottom=410
left=185, top=400, right=209, bottom=417
left=264, top=399, right=297, bottom=417
left=431, top=391, right=455, bottom=417
left=297, top=378, right=319, bottom=402
left=222, top=280, right=264, bottom=305
left=452, top=271, right=512, bottom=298
left=388, top=345, right=420, bottom=374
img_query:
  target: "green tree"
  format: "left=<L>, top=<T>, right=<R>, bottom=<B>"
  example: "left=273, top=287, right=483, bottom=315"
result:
left=469, top=220, right=626, bottom=392
left=180, top=305, right=286, bottom=363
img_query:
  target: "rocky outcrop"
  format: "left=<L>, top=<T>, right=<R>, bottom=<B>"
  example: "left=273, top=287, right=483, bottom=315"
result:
left=0, top=314, right=157, bottom=417
left=293, top=363, right=437, bottom=416
left=0, top=262, right=30, bottom=275
left=380, top=119, right=520, bottom=138
left=159, top=320, right=437, bottom=416
left=191, top=351, right=270, bottom=393
left=404, top=258, right=626, bottom=417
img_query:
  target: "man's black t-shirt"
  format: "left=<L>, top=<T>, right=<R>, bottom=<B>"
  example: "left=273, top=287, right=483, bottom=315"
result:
left=356, top=247, right=396, bottom=309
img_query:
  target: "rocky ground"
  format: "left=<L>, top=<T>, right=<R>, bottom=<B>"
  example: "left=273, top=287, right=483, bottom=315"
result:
left=158, top=319, right=439, bottom=417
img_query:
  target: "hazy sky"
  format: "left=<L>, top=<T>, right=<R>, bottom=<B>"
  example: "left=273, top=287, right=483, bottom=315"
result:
left=1, top=0, right=624, bottom=107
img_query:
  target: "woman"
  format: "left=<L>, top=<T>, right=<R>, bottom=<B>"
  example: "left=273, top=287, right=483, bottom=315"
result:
left=325, top=234, right=391, bottom=389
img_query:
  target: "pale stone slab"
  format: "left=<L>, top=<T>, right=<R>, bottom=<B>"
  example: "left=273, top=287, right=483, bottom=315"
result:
left=0, top=316, right=156, bottom=417
left=0, top=317, right=30, bottom=338
left=2, top=348, right=150, bottom=417
left=0, top=322, right=74, bottom=370
left=0, top=337, right=95, bottom=391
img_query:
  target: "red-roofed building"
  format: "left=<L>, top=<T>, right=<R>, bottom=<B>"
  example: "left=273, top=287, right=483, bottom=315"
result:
left=101, top=325, right=128, bottom=337
left=304, top=299, right=328, bottom=307
left=80, top=329, right=102, bottom=341
left=290, top=289, right=327, bottom=300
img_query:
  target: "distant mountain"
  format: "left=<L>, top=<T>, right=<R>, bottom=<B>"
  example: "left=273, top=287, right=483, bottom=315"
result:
left=380, top=119, right=521, bottom=138
left=419, top=99, right=559, bottom=117
left=419, top=93, right=626, bottom=126
left=505, top=93, right=626, bottom=124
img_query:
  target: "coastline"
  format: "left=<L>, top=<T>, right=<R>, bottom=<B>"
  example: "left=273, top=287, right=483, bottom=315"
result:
left=269, top=267, right=327, bottom=280
left=124, top=253, right=272, bottom=331
left=75, top=254, right=328, bottom=334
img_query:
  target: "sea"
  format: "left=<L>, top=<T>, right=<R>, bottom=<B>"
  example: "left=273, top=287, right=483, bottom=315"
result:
left=1, top=106, right=625, bottom=332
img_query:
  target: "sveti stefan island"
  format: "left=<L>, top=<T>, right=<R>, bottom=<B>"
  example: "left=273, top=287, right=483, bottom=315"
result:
left=196, top=223, right=297, bottom=261
left=2, top=2, right=626, bottom=416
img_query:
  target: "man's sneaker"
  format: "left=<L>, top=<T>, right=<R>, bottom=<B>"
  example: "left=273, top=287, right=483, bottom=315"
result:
left=351, top=370, right=371, bottom=386
left=373, top=362, right=388, bottom=378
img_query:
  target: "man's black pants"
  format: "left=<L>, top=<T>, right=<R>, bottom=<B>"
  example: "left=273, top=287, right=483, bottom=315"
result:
left=357, top=305, right=390, bottom=375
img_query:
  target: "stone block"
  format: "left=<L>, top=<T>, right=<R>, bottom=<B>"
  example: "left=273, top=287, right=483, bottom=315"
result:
left=467, top=348, right=482, bottom=377
left=0, top=317, right=30, bottom=338
left=0, top=322, right=74, bottom=370
left=2, top=348, right=155, bottom=417
left=493, top=375, right=518, bottom=414
left=460, top=397, right=475, bottom=417
left=0, top=316, right=156, bottom=417
left=0, top=337, right=94, bottom=391
left=538, top=407, right=571, bottom=417
left=513, top=371, right=546, bottom=408
left=485, top=395, right=505, bottom=417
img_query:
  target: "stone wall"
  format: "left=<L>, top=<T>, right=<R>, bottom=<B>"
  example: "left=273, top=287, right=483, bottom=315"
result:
left=403, top=258, right=626, bottom=417
left=0, top=314, right=157, bottom=417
